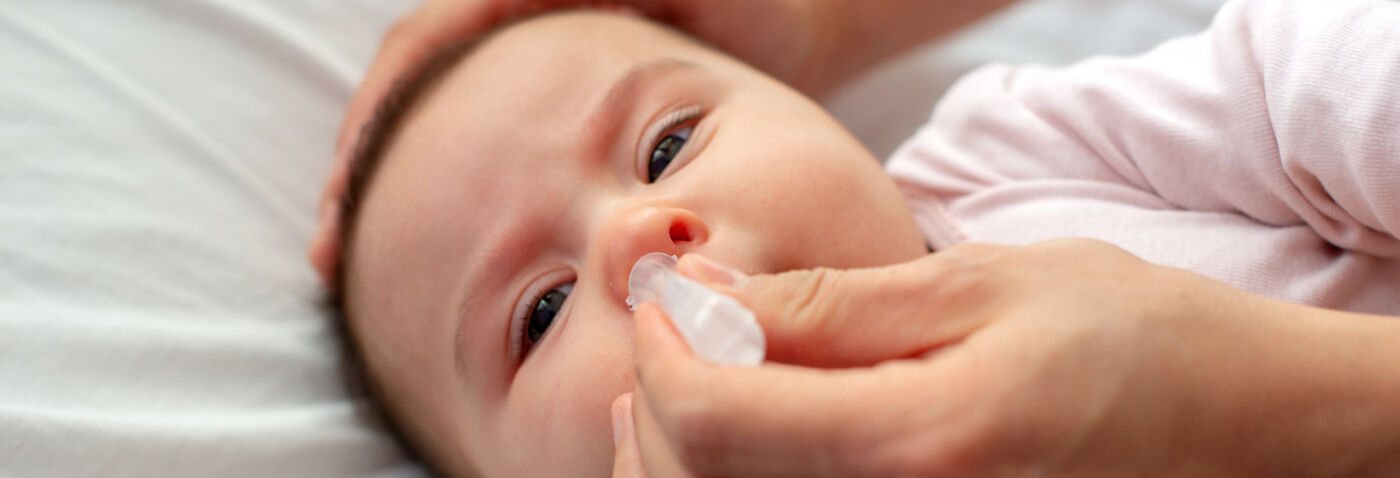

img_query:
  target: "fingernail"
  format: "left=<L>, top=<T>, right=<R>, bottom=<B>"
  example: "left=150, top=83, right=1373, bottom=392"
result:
left=685, top=254, right=748, bottom=288
left=611, top=395, right=631, bottom=446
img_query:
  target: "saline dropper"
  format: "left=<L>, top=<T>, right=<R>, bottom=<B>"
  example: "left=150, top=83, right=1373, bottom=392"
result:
left=627, top=253, right=766, bottom=366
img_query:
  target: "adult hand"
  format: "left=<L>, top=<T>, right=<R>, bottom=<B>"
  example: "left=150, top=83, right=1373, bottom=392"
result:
left=620, top=239, right=1400, bottom=477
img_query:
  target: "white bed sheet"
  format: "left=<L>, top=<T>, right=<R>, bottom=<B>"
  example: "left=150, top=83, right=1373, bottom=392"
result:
left=0, top=1, right=1222, bottom=476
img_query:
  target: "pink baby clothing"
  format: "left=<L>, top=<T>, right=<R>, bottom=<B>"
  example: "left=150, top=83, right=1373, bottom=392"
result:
left=886, top=0, right=1399, bottom=314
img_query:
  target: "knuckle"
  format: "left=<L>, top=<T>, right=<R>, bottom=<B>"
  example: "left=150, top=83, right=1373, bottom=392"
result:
left=773, top=267, right=843, bottom=339
left=926, top=244, right=1004, bottom=298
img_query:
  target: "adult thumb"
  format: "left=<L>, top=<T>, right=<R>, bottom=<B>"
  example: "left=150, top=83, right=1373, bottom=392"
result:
left=676, top=253, right=989, bottom=367
left=611, top=394, right=648, bottom=478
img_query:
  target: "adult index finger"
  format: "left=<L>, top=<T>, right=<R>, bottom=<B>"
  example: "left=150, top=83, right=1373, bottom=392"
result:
left=632, top=303, right=979, bottom=478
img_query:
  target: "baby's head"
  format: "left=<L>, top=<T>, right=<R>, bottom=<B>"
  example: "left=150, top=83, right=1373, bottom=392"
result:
left=336, top=10, right=926, bottom=477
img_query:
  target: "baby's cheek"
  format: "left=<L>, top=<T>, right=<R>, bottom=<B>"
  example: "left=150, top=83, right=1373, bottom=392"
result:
left=509, top=305, right=635, bottom=475
left=563, top=309, right=636, bottom=415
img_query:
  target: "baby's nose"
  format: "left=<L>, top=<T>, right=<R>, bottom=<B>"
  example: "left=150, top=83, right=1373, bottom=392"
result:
left=600, top=206, right=709, bottom=307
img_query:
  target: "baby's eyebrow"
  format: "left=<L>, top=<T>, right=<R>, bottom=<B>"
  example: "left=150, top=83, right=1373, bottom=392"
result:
left=591, top=58, right=699, bottom=127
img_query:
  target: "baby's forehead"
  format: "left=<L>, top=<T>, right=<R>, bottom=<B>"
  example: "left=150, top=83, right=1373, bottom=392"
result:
left=394, top=10, right=724, bottom=166
left=465, top=10, right=707, bottom=79
left=394, top=12, right=700, bottom=141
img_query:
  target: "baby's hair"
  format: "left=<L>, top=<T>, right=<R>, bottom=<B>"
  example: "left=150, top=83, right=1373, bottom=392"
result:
left=338, top=35, right=482, bottom=286
left=332, top=35, right=491, bottom=478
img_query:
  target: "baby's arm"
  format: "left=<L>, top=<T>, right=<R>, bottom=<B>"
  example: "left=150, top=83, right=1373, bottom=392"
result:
left=910, top=0, right=1400, bottom=257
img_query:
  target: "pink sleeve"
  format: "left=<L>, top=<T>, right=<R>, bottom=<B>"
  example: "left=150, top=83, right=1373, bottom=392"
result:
left=906, top=0, right=1400, bottom=257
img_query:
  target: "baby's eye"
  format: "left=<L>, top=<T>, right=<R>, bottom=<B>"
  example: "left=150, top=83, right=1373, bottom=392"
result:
left=525, top=283, right=572, bottom=351
left=648, top=124, right=693, bottom=183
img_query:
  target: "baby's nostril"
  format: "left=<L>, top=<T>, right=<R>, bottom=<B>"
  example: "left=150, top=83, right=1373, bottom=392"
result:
left=669, top=223, right=692, bottom=243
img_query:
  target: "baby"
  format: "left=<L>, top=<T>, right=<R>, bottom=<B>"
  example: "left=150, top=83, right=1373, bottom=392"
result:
left=332, top=1, right=1400, bottom=476
left=335, top=9, right=929, bottom=478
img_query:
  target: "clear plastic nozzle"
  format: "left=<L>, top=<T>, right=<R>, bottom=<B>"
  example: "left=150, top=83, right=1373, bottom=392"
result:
left=627, top=253, right=765, bottom=366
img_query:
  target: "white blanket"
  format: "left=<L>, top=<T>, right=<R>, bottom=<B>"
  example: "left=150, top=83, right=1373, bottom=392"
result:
left=0, top=1, right=1222, bottom=476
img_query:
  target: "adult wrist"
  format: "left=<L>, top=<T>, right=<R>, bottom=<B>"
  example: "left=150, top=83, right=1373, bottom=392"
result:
left=1285, top=308, right=1400, bottom=477
left=1197, top=297, right=1400, bottom=476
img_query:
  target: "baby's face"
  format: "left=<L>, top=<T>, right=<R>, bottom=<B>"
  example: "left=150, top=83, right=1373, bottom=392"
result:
left=345, top=11, right=927, bottom=477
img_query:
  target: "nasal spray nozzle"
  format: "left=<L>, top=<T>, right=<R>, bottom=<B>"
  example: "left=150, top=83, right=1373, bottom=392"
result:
left=627, top=253, right=766, bottom=366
